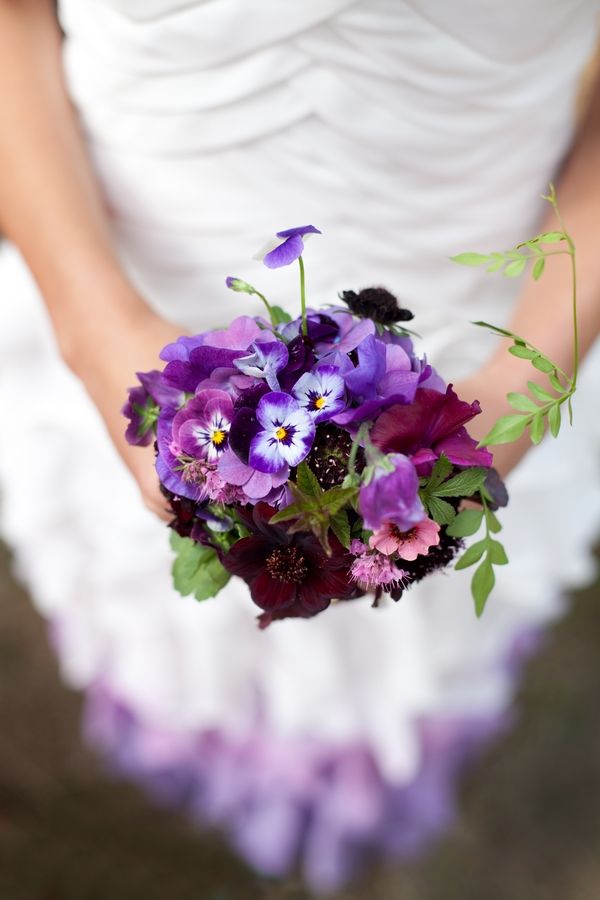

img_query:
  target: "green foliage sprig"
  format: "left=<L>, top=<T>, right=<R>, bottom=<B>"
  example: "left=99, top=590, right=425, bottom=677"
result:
left=269, top=461, right=357, bottom=553
left=450, top=183, right=579, bottom=615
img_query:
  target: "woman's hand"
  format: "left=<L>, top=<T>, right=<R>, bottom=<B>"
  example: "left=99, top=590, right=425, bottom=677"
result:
left=66, top=300, right=185, bottom=520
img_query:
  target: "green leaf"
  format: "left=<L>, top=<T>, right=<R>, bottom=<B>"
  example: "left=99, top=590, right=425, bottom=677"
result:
left=472, top=321, right=519, bottom=339
left=532, top=257, right=545, bottom=280
left=480, top=414, right=529, bottom=446
left=455, top=539, right=487, bottom=570
left=446, top=508, right=484, bottom=537
left=536, top=230, right=565, bottom=243
left=532, top=356, right=554, bottom=374
left=486, top=509, right=502, bottom=534
left=485, top=253, right=506, bottom=272
left=330, top=509, right=351, bottom=548
left=529, top=411, right=545, bottom=445
left=295, top=462, right=322, bottom=500
left=527, top=381, right=554, bottom=403
left=427, top=496, right=457, bottom=526
left=425, top=454, right=453, bottom=492
left=507, top=392, right=539, bottom=413
left=471, top=560, right=495, bottom=617
left=450, top=252, right=490, bottom=267
left=434, top=467, right=487, bottom=498
left=549, top=372, right=566, bottom=392
left=504, top=257, right=527, bottom=278
left=170, top=533, right=230, bottom=602
left=320, top=485, right=359, bottom=516
left=488, top=540, right=509, bottom=565
left=508, top=345, right=538, bottom=360
left=269, top=305, right=292, bottom=325
left=270, top=499, right=316, bottom=524
left=548, top=402, right=561, bottom=437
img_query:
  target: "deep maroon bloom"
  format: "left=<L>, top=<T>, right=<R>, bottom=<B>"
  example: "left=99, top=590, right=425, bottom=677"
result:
left=339, top=287, right=414, bottom=325
left=371, top=385, right=493, bottom=470
left=222, top=503, right=360, bottom=624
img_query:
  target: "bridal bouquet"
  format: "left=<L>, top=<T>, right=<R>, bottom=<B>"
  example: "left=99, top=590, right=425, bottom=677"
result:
left=124, top=187, right=579, bottom=626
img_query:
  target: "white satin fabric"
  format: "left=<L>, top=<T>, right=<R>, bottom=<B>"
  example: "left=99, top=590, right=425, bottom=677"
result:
left=0, top=0, right=599, bottom=782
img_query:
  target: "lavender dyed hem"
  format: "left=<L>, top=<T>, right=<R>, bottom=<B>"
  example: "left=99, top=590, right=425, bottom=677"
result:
left=82, top=686, right=513, bottom=894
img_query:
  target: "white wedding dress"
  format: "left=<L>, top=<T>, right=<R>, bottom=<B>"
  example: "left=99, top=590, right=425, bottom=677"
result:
left=1, top=0, right=599, bottom=891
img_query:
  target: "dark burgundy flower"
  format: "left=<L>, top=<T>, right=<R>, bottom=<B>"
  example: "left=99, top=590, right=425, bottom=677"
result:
left=222, top=503, right=361, bottom=624
left=339, top=287, right=414, bottom=325
left=370, top=384, right=493, bottom=469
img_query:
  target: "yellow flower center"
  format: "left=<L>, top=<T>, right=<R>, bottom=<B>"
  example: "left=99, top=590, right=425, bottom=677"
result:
left=275, top=426, right=287, bottom=441
left=314, top=396, right=326, bottom=409
left=211, top=429, right=226, bottom=446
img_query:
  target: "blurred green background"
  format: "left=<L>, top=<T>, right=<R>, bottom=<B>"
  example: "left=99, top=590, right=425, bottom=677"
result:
left=1, top=541, right=600, bottom=900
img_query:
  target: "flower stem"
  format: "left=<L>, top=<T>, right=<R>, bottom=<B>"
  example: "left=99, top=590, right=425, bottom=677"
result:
left=298, top=256, right=307, bottom=336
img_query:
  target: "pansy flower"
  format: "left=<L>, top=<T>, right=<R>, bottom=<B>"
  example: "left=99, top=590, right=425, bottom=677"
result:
left=292, top=365, right=346, bottom=423
left=172, top=389, right=233, bottom=462
left=234, top=340, right=289, bottom=391
left=249, top=392, right=316, bottom=474
left=257, top=225, right=321, bottom=269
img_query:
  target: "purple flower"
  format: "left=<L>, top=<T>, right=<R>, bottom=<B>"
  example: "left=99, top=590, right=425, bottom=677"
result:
left=316, top=310, right=375, bottom=360
left=332, top=335, right=420, bottom=426
left=234, top=340, right=289, bottom=391
left=292, top=366, right=346, bottom=423
left=249, top=393, right=316, bottom=475
left=259, top=226, right=321, bottom=269
left=279, top=312, right=339, bottom=345
left=217, top=449, right=289, bottom=501
left=359, top=454, right=424, bottom=532
left=122, top=383, right=158, bottom=447
left=172, top=390, right=233, bottom=462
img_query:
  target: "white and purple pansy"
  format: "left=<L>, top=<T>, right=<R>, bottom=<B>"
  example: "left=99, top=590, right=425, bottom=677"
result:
left=257, top=225, right=322, bottom=270
left=172, top=389, right=233, bottom=462
left=233, top=340, right=289, bottom=391
left=292, top=365, right=346, bottom=423
left=249, top=392, right=316, bottom=474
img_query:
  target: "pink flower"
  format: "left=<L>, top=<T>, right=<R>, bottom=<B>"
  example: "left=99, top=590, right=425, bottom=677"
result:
left=349, top=543, right=405, bottom=590
left=369, top=517, right=440, bottom=560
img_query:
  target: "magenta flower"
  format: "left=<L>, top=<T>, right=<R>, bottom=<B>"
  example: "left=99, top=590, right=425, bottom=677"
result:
left=258, top=225, right=321, bottom=269
left=369, top=517, right=440, bottom=560
left=172, top=390, right=233, bottom=462
left=249, top=393, right=316, bottom=475
left=349, top=544, right=406, bottom=590
left=370, top=385, right=493, bottom=470
left=358, top=454, right=423, bottom=533
left=292, top=366, right=346, bottom=423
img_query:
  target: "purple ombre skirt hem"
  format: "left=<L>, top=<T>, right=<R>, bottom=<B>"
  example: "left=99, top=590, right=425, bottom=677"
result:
left=82, top=680, right=518, bottom=894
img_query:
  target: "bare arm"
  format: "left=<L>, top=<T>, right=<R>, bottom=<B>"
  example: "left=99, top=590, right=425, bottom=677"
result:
left=459, top=61, right=600, bottom=475
left=0, top=0, right=181, bottom=516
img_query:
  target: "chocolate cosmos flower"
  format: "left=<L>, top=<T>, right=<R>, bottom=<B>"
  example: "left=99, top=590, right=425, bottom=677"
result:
left=222, top=503, right=359, bottom=624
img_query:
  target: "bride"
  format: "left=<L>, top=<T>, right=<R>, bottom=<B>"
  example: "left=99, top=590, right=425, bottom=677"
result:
left=1, top=0, right=599, bottom=891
